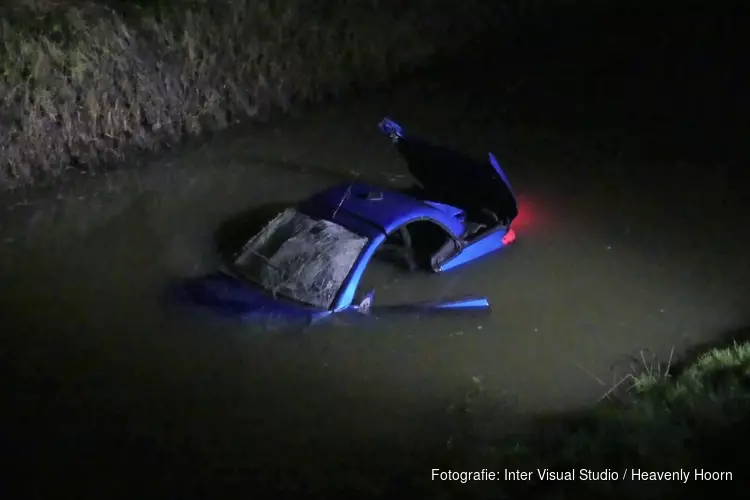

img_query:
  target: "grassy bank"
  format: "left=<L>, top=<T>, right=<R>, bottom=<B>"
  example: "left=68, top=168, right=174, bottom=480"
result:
left=1, top=0, right=501, bottom=188
left=432, top=339, right=749, bottom=499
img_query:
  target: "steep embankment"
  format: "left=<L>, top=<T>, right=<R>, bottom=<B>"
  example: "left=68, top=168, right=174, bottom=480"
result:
left=0, top=0, right=501, bottom=188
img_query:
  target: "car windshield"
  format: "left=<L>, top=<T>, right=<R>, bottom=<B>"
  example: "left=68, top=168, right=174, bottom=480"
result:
left=231, top=208, right=368, bottom=309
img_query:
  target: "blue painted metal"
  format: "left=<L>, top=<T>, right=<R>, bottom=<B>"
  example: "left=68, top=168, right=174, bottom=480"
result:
left=371, top=296, right=491, bottom=314
left=488, top=152, right=515, bottom=197
left=300, top=182, right=467, bottom=238
left=423, top=296, right=491, bottom=310
left=378, top=117, right=404, bottom=141
left=423, top=200, right=466, bottom=220
left=176, top=117, right=521, bottom=327
left=438, top=229, right=509, bottom=272
left=330, top=232, right=386, bottom=312
left=174, top=271, right=330, bottom=324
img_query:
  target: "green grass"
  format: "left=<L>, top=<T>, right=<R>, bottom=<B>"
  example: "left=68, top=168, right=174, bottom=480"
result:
left=434, top=340, right=749, bottom=498
left=0, top=0, right=499, bottom=188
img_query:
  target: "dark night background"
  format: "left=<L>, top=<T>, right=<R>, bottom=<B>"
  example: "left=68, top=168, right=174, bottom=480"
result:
left=2, top=1, right=748, bottom=499
left=460, top=0, right=744, bottom=165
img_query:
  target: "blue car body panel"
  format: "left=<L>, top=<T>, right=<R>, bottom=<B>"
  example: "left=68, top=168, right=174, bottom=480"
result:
left=178, top=272, right=325, bottom=321
left=300, top=181, right=467, bottom=238
left=438, top=227, right=508, bottom=272
left=175, top=117, right=519, bottom=327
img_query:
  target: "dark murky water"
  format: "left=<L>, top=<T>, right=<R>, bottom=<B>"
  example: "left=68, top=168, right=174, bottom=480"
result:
left=3, top=8, right=748, bottom=497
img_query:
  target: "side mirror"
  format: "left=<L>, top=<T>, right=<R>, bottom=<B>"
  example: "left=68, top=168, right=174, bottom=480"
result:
left=356, top=290, right=375, bottom=314
left=378, top=117, right=403, bottom=143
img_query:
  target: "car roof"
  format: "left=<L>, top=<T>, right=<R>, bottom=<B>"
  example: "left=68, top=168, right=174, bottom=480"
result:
left=299, top=181, right=465, bottom=237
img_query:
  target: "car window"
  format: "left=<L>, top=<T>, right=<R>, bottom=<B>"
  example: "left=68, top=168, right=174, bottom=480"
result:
left=354, top=221, right=454, bottom=305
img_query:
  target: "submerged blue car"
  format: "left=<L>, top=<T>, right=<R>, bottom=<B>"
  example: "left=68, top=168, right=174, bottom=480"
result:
left=177, top=118, right=519, bottom=326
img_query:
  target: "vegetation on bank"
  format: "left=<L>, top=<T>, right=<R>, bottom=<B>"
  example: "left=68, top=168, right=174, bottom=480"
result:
left=1, top=0, right=500, bottom=188
left=433, top=339, right=749, bottom=499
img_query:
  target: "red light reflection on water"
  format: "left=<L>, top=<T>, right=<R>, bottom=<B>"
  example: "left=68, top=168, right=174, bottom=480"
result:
left=512, top=196, right=536, bottom=230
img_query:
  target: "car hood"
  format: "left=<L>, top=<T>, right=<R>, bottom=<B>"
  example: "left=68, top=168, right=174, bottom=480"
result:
left=175, top=272, right=319, bottom=324
left=379, top=118, right=518, bottom=222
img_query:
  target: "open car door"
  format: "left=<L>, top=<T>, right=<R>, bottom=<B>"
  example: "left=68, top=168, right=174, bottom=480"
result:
left=353, top=289, right=491, bottom=318
left=378, top=117, right=518, bottom=225
left=351, top=240, right=492, bottom=316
